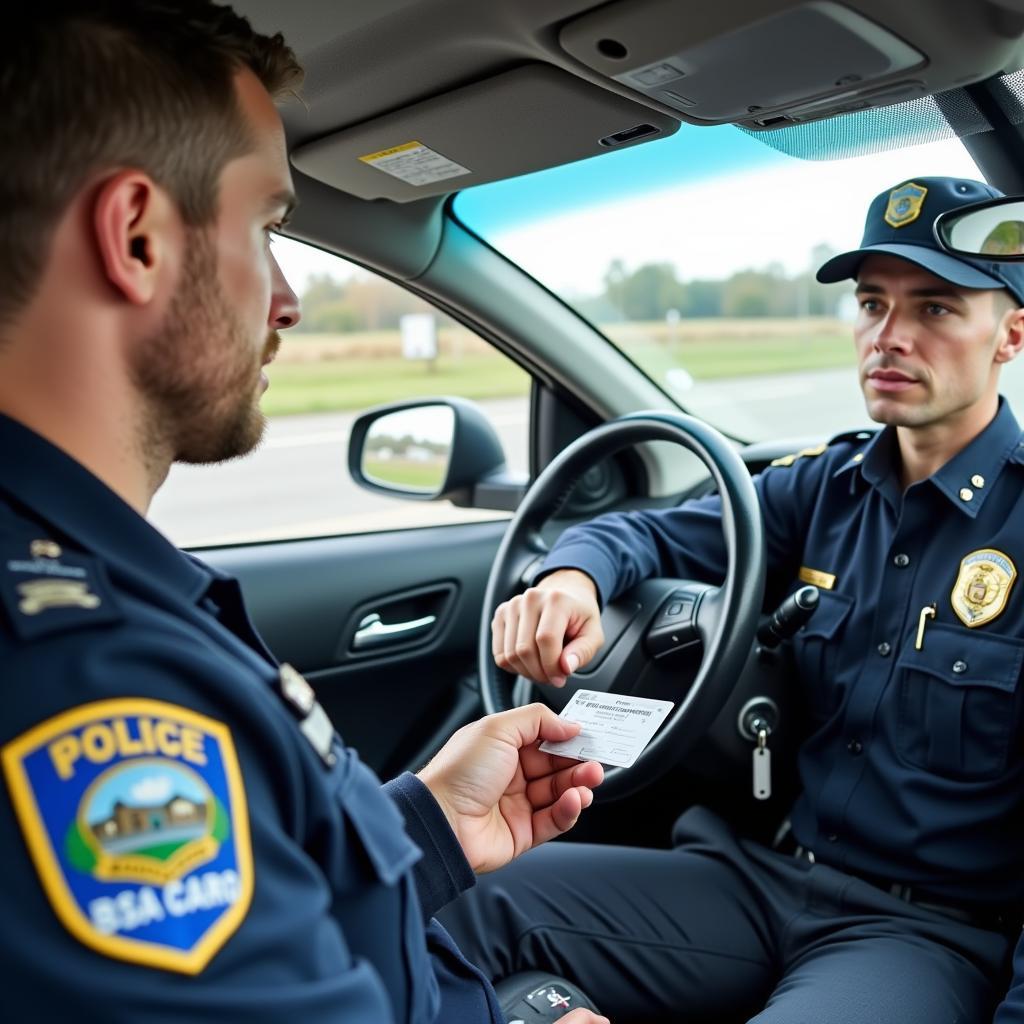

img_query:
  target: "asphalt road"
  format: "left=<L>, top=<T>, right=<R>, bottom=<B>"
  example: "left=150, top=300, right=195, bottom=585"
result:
left=150, top=362, right=1024, bottom=547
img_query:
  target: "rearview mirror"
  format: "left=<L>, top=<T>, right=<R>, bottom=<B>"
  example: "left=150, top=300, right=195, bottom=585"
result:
left=935, top=197, right=1024, bottom=259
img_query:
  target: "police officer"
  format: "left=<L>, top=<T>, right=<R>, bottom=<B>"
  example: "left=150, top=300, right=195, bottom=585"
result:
left=439, top=177, right=1024, bottom=1023
left=0, top=4, right=609, bottom=1022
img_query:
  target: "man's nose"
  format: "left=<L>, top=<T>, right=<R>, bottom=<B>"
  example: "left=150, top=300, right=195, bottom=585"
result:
left=873, top=310, right=912, bottom=354
left=269, top=252, right=301, bottom=330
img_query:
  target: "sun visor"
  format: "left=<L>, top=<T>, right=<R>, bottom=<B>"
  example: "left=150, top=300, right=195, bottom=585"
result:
left=559, top=0, right=928, bottom=126
left=290, top=64, right=679, bottom=203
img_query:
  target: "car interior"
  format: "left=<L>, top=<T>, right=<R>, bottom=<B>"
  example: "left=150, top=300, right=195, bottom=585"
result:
left=206, top=0, right=1024, bottom=881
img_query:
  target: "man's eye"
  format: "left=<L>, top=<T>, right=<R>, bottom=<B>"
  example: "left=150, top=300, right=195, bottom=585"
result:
left=859, top=299, right=880, bottom=312
left=925, top=303, right=951, bottom=316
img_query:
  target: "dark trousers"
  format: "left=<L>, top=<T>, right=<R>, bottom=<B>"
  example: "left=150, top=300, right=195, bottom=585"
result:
left=438, top=807, right=1012, bottom=1024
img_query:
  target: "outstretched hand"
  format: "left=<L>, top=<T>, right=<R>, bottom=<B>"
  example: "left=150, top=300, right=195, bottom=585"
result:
left=492, top=569, right=604, bottom=687
left=418, top=703, right=604, bottom=874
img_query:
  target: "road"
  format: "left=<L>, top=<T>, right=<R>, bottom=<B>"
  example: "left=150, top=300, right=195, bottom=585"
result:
left=150, top=362, right=1024, bottom=547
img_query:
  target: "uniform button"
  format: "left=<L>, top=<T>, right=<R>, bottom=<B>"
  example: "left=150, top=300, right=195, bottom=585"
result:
left=827, top=833, right=839, bottom=843
left=971, top=474, right=985, bottom=488
left=959, top=487, right=974, bottom=502
left=952, top=660, right=968, bottom=674
left=877, top=642, right=891, bottom=656
left=847, top=739, right=863, bottom=755
left=893, top=553, right=910, bottom=568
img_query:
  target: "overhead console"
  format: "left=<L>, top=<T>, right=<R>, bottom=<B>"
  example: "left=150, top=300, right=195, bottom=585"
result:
left=558, top=0, right=1024, bottom=130
left=291, top=63, right=678, bottom=202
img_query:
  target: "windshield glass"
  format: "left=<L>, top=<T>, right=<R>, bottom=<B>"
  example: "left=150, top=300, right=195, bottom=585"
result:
left=455, top=117, right=1024, bottom=441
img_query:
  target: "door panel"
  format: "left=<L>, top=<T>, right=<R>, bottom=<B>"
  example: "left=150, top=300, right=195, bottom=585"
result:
left=199, top=520, right=506, bottom=777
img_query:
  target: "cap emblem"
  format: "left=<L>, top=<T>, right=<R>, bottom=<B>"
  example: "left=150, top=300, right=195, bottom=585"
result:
left=884, top=182, right=928, bottom=229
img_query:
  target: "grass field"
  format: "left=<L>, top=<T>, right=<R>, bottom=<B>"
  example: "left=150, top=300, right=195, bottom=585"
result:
left=265, top=319, right=856, bottom=417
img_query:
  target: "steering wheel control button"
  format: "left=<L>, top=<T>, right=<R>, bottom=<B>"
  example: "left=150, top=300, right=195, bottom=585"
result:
left=647, top=593, right=700, bottom=657
left=952, top=660, right=968, bottom=674
left=877, top=641, right=891, bottom=657
left=893, top=553, right=910, bottom=568
left=847, top=739, right=863, bottom=755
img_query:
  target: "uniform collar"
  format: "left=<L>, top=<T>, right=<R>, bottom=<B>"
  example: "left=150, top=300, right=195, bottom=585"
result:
left=834, top=398, right=1023, bottom=518
left=0, top=413, right=211, bottom=603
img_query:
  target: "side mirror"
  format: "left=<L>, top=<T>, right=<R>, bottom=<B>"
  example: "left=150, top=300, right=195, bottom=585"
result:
left=348, top=398, right=527, bottom=510
left=935, top=196, right=1024, bottom=259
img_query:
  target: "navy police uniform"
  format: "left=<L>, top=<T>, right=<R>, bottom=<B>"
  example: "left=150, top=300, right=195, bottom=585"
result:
left=441, top=178, right=1024, bottom=1023
left=0, top=412, right=503, bottom=1023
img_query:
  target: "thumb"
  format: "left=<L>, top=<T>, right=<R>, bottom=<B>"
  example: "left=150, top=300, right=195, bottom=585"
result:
left=561, top=634, right=598, bottom=676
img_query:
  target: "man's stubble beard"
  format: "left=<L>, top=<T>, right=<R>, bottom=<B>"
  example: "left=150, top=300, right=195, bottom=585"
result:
left=131, top=228, right=275, bottom=475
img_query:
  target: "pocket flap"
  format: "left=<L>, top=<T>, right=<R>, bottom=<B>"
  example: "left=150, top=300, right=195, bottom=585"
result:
left=799, top=590, right=854, bottom=640
left=896, top=622, right=1024, bottom=691
left=338, top=751, right=422, bottom=885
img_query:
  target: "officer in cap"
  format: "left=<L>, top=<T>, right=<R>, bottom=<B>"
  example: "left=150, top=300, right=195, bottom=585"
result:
left=441, top=176, right=1024, bottom=1023
left=0, top=3, right=609, bottom=1021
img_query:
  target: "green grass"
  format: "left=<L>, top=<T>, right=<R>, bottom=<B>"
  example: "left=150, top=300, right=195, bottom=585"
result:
left=618, top=332, right=856, bottom=381
left=263, top=322, right=856, bottom=417
left=262, top=354, right=530, bottom=417
left=363, top=458, right=445, bottom=490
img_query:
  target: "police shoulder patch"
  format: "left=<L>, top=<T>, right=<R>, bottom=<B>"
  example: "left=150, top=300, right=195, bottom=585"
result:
left=2, top=699, right=252, bottom=974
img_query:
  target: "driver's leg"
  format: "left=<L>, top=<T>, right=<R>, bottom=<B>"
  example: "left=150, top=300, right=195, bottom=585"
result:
left=749, top=918, right=1008, bottom=1024
left=438, top=817, right=780, bottom=1023
left=746, top=863, right=1012, bottom=1024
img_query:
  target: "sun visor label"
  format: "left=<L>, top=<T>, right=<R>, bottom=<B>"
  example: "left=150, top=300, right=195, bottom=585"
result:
left=359, top=141, right=471, bottom=187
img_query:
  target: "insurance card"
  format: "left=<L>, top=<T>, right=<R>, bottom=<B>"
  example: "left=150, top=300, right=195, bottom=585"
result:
left=539, top=690, right=675, bottom=768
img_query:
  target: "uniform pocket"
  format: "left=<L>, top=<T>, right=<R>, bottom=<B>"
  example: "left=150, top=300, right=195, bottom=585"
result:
left=335, top=751, right=422, bottom=884
left=896, top=624, right=1024, bottom=781
left=792, top=590, right=854, bottom=721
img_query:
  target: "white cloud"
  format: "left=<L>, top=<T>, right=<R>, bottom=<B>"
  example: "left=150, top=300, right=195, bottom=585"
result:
left=130, top=775, right=174, bottom=806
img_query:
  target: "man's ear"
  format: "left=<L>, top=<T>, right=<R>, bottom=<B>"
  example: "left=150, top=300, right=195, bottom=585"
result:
left=995, top=304, right=1024, bottom=366
left=92, top=171, right=180, bottom=306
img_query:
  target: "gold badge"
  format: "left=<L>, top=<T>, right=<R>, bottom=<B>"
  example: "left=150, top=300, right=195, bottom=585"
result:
left=30, top=539, right=62, bottom=559
left=17, top=580, right=101, bottom=615
left=798, top=566, right=836, bottom=590
left=950, top=549, right=1016, bottom=628
left=884, top=182, right=928, bottom=228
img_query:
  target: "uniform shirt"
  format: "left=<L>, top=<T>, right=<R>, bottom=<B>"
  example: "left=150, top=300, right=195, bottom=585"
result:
left=544, top=400, right=1024, bottom=906
left=0, top=413, right=502, bottom=1024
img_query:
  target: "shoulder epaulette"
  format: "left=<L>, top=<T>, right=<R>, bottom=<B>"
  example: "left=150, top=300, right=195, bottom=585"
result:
left=769, top=428, right=877, bottom=468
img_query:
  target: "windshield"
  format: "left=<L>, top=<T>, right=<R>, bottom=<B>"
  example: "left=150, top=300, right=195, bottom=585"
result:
left=455, top=114, right=1024, bottom=442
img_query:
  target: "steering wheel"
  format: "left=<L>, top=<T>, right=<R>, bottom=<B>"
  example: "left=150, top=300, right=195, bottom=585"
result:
left=479, top=411, right=766, bottom=800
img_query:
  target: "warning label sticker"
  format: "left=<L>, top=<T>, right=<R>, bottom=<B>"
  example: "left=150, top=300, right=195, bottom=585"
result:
left=359, top=141, right=471, bottom=187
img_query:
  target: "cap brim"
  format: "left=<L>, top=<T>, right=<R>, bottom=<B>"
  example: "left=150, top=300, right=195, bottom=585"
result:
left=816, top=243, right=1006, bottom=290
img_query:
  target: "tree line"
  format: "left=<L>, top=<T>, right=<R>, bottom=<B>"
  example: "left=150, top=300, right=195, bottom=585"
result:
left=294, top=249, right=846, bottom=333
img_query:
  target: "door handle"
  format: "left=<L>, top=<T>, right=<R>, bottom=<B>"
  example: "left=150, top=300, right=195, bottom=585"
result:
left=352, top=612, right=438, bottom=650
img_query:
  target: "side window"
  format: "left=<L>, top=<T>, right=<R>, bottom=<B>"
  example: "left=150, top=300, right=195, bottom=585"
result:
left=149, top=237, right=530, bottom=547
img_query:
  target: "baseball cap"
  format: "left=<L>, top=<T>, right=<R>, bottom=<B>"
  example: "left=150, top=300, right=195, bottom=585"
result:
left=816, top=176, right=1024, bottom=306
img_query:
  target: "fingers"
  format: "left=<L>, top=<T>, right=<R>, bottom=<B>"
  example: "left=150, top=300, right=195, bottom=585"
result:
left=530, top=786, right=586, bottom=846
left=522, top=757, right=604, bottom=807
left=560, top=1010, right=610, bottom=1024
left=491, top=575, right=603, bottom=686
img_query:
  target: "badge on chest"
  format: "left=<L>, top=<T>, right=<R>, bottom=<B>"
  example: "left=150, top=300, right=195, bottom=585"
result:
left=951, top=548, right=1017, bottom=628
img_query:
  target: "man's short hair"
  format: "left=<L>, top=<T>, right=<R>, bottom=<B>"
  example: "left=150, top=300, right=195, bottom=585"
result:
left=0, top=1, right=303, bottom=323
